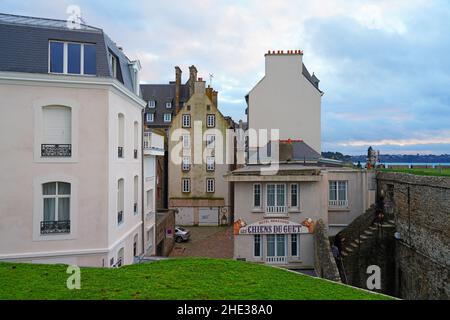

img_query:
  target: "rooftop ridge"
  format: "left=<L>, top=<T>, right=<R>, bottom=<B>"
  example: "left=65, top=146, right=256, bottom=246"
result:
left=0, top=12, right=102, bottom=32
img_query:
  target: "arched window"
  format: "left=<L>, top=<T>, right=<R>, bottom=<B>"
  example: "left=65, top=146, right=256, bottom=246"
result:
left=117, top=247, right=124, bottom=267
left=133, top=121, right=139, bottom=159
left=41, top=106, right=72, bottom=157
left=117, top=178, right=124, bottom=225
left=133, top=234, right=138, bottom=257
left=41, top=182, right=71, bottom=234
left=118, top=113, right=125, bottom=158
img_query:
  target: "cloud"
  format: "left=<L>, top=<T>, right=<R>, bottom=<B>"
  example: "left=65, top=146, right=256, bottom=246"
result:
left=1, top=0, right=449, bottom=154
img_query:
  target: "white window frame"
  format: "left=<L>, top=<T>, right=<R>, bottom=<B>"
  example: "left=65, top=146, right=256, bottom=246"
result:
left=146, top=113, right=154, bottom=122
left=290, top=183, right=299, bottom=209
left=253, top=183, right=262, bottom=209
left=206, top=134, right=215, bottom=149
left=206, top=114, right=216, bottom=128
left=164, top=113, right=172, bottom=122
left=182, top=134, right=191, bottom=149
left=206, top=178, right=215, bottom=193
left=329, top=180, right=348, bottom=207
left=182, top=114, right=191, bottom=128
left=166, top=102, right=172, bottom=109
left=266, top=183, right=286, bottom=214
left=48, top=41, right=96, bottom=76
left=182, top=156, right=191, bottom=171
left=42, top=182, right=71, bottom=222
left=254, top=234, right=262, bottom=257
left=291, top=234, right=299, bottom=257
left=182, top=178, right=191, bottom=193
left=206, top=156, right=215, bottom=171
left=148, top=100, right=156, bottom=108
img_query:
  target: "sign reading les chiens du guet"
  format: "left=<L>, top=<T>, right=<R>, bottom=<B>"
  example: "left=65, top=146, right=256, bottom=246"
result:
left=239, top=219, right=309, bottom=235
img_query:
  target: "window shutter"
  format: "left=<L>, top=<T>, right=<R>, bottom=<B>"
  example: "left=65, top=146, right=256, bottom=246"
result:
left=43, top=106, right=71, bottom=144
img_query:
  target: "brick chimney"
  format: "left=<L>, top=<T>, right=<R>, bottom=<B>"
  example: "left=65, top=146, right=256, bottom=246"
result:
left=189, top=65, right=198, bottom=97
left=175, top=66, right=182, bottom=113
left=206, top=85, right=213, bottom=101
left=212, top=90, right=218, bottom=107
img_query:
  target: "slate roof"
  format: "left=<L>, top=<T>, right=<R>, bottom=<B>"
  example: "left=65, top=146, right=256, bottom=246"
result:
left=140, top=83, right=190, bottom=128
left=0, top=13, right=138, bottom=94
left=302, top=63, right=322, bottom=93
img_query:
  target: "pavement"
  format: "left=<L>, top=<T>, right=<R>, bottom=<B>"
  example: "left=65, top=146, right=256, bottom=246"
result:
left=169, top=226, right=234, bottom=259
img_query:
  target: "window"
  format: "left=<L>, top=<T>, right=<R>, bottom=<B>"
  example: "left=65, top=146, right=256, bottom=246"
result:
left=266, top=184, right=286, bottom=213
left=182, top=114, right=191, bottom=128
left=134, top=176, right=138, bottom=215
left=253, top=184, right=261, bottom=208
left=182, top=156, right=191, bottom=171
left=49, top=41, right=96, bottom=75
left=182, top=178, right=191, bottom=193
left=206, top=114, right=216, bottom=127
left=329, top=181, right=348, bottom=207
left=118, top=114, right=124, bottom=158
left=146, top=190, right=153, bottom=209
left=290, top=184, right=299, bottom=208
left=41, top=182, right=71, bottom=234
left=148, top=100, right=156, bottom=108
left=117, top=179, right=124, bottom=225
left=254, top=235, right=262, bottom=257
left=166, top=102, right=172, bottom=109
left=109, top=53, right=118, bottom=79
left=41, top=106, right=72, bottom=157
left=164, top=113, right=172, bottom=122
left=267, top=234, right=286, bottom=257
left=134, top=121, right=138, bottom=159
left=206, top=156, right=215, bottom=171
left=133, top=234, right=138, bottom=257
left=182, top=134, right=191, bottom=149
left=146, top=113, right=154, bottom=122
left=291, top=234, right=299, bottom=256
left=206, top=134, right=215, bottom=149
left=206, top=178, right=215, bottom=193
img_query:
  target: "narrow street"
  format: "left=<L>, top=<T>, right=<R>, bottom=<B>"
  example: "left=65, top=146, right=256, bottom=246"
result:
left=169, top=226, right=234, bottom=259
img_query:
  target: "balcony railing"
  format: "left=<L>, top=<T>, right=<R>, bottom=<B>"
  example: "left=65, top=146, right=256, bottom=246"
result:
left=266, top=206, right=287, bottom=214
left=134, top=149, right=138, bottom=159
left=266, top=256, right=286, bottom=264
left=134, top=202, right=138, bottom=214
left=118, top=211, right=123, bottom=225
left=118, top=147, right=124, bottom=158
left=40, top=220, right=70, bottom=234
left=41, top=144, right=71, bottom=157
left=329, top=199, right=348, bottom=207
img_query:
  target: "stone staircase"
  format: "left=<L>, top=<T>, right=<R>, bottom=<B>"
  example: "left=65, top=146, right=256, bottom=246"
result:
left=340, top=219, right=396, bottom=257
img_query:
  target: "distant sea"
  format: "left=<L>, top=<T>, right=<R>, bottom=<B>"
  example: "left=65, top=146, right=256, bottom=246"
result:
left=353, top=162, right=450, bottom=168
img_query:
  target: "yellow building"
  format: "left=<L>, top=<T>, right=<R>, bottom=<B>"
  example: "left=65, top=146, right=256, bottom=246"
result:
left=168, top=73, right=234, bottom=226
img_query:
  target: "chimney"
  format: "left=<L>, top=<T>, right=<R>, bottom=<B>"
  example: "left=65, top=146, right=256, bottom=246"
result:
left=212, top=90, right=218, bottom=107
left=189, top=65, right=198, bottom=96
left=206, top=85, right=213, bottom=100
left=175, top=66, right=182, bottom=113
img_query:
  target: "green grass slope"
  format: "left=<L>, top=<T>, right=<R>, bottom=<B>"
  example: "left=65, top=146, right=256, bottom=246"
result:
left=0, top=258, right=392, bottom=300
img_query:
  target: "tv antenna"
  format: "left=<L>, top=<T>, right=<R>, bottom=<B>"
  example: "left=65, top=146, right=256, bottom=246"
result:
left=209, top=73, right=214, bottom=87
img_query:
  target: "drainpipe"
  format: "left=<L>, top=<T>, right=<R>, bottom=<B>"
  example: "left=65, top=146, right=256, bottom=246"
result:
left=141, top=108, right=145, bottom=258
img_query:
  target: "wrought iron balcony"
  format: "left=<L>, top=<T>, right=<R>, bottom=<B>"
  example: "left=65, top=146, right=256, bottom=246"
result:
left=117, top=211, right=123, bottom=225
left=266, top=206, right=287, bottom=214
left=118, top=147, right=124, bottom=158
left=40, top=220, right=70, bottom=234
left=41, top=144, right=72, bottom=157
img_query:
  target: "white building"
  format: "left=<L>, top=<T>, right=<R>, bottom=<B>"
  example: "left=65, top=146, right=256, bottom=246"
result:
left=0, top=13, right=149, bottom=267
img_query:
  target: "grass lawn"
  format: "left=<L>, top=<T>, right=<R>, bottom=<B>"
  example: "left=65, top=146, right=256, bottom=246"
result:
left=378, top=168, right=450, bottom=177
left=0, top=258, right=392, bottom=300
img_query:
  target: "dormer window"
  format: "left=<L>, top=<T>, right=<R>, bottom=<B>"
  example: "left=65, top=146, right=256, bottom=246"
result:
left=109, top=53, right=118, bottom=79
left=49, top=41, right=96, bottom=75
left=166, top=102, right=172, bottom=109
left=164, top=113, right=172, bottom=123
left=148, top=100, right=156, bottom=108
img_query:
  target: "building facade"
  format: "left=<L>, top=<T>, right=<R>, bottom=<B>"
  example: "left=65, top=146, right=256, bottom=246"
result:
left=168, top=75, right=234, bottom=226
left=0, top=13, right=146, bottom=267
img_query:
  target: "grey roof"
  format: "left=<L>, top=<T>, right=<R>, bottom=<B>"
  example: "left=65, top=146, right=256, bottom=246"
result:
left=0, top=13, right=137, bottom=94
left=140, top=83, right=190, bottom=127
left=276, top=140, right=321, bottom=162
left=302, top=63, right=322, bottom=93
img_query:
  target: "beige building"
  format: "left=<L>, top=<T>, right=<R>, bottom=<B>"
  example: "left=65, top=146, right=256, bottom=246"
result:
left=226, top=142, right=376, bottom=268
left=0, top=14, right=151, bottom=267
left=168, top=73, right=234, bottom=226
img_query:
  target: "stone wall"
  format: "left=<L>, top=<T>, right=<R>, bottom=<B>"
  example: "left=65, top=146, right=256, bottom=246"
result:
left=377, top=172, right=450, bottom=300
left=314, top=219, right=341, bottom=282
left=155, top=209, right=176, bottom=256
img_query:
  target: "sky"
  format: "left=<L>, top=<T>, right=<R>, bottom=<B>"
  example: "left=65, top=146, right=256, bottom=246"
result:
left=1, top=0, right=449, bottom=155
